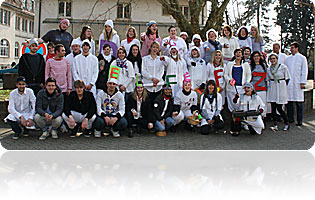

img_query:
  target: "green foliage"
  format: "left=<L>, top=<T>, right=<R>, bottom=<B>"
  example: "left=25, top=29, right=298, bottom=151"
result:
left=0, top=89, right=12, bottom=101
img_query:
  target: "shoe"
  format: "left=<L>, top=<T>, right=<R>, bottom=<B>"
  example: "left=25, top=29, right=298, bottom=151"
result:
left=12, top=132, right=20, bottom=140
left=128, top=129, right=134, bottom=138
left=156, top=131, right=167, bottom=136
left=288, top=120, right=294, bottom=123
left=270, top=125, right=278, bottom=131
left=69, top=129, right=76, bottom=138
left=111, top=128, right=120, bottom=138
left=60, top=123, right=68, bottom=133
left=243, top=124, right=249, bottom=131
left=23, top=129, right=29, bottom=137
left=296, top=123, right=302, bottom=126
left=39, top=131, right=49, bottom=140
left=170, top=126, right=177, bottom=133
left=283, top=124, right=290, bottom=131
left=185, top=123, right=195, bottom=132
left=94, top=130, right=101, bottom=138
left=83, top=129, right=91, bottom=138
left=51, top=129, right=59, bottom=139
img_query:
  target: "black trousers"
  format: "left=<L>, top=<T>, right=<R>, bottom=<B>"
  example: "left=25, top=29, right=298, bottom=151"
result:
left=126, top=112, right=149, bottom=129
left=271, top=102, right=289, bottom=124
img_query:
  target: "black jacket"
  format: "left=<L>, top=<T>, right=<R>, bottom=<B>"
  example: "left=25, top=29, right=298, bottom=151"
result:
left=18, top=53, right=45, bottom=86
left=152, top=94, right=174, bottom=122
left=96, top=54, right=116, bottom=90
left=64, top=90, right=96, bottom=119
left=126, top=94, right=154, bottom=123
left=36, top=88, right=64, bottom=118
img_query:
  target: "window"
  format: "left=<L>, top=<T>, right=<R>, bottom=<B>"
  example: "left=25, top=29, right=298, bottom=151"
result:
left=15, top=42, right=19, bottom=58
left=162, top=6, right=169, bottom=16
left=22, top=18, right=28, bottom=32
left=0, top=39, right=9, bottom=57
left=58, top=1, right=72, bottom=17
left=24, top=0, right=28, bottom=10
left=31, top=0, right=35, bottom=12
left=15, top=16, right=20, bottom=30
left=117, top=3, right=131, bottom=19
left=162, top=5, right=189, bottom=19
left=0, top=9, right=11, bottom=26
left=29, top=21, right=34, bottom=33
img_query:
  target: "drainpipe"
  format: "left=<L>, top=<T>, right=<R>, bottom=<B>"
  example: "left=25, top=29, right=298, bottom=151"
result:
left=37, top=0, right=41, bottom=37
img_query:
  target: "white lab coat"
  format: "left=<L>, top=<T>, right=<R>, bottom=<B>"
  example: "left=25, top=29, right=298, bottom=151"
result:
left=285, top=53, right=308, bottom=102
left=5, top=88, right=36, bottom=122
left=111, top=60, right=135, bottom=93
left=200, top=93, right=223, bottom=126
left=219, top=36, right=240, bottom=60
left=266, top=64, right=290, bottom=104
left=207, top=63, right=226, bottom=106
left=72, top=53, right=99, bottom=97
left=236, top=94, right=265, bottom=134
left=187, top=57, right=207, bottom=90
left=164, top=57, right=188, bottom=96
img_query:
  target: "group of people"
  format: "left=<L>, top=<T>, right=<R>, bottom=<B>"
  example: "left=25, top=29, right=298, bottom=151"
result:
left=5, top=18, right=308, bottom=140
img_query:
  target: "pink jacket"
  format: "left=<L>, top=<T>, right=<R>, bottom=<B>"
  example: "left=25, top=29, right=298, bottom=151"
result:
left=140, top=33, right=162, bottom=57
left=45, top=58, right=72, bottom=93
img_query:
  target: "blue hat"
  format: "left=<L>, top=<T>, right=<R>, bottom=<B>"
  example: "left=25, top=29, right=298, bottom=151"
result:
left=244, top=82, right=254, bottom=90
left=16, top=76, right=26, bottom=83
left=146, top=20, right=157, bottom=27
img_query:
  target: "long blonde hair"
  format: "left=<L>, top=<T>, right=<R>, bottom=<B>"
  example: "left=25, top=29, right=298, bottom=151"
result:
left=210, top=50, right=224, bottom=67
left=251, top=26, right=262, bottom=43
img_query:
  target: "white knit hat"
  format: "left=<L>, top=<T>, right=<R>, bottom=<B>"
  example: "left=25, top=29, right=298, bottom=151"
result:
left=81, top=39, right=91, bottom=48
left=206, top=29, right=218, bottom=40
left=104, top=20, right=114, bottom=28
left=71, top=38, right=81, bottom=46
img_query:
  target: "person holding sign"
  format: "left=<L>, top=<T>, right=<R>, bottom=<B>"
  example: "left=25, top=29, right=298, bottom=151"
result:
left=250, top=51, right=267, bottom=117
left=111, top=47, right=135, bottom=100
left=126, top=81, right=154, bottom=138
left=72, top=39, right=99, bottom=98
left=224, top=48, right=251, bottom=112
left=207, top=50, right=226, bottom=106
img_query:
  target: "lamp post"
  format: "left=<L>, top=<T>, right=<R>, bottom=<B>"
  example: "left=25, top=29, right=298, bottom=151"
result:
left=294, top=0, right=315, bottom=87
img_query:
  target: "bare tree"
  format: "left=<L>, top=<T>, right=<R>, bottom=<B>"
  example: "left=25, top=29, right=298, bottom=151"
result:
left=157, top=0, right=230, bottom=40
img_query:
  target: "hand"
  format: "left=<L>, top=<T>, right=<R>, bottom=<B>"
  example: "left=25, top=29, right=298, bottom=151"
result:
left=67, top=89, right=71, bottom=95
left=224, top=44, right=229, bottom=48
left=219, top=87, right=223, bottom=93
left=81, top=118, right=88, bottom=130
left=206, top=47, right=210, bottom=52
left=45, top=113, right=52, bottom=122
left=152, top=78, right=159, bottom=86
left=69, top=115, right=76, bottom=128
left=172, top=111, right=178, bottom=117
left=99, top=65, right=104, bottom=71
left=119, top=85, right=126, bottom=92
left=160, top=119, right=165, bottom=126
left=131, top=109, right=138, bottom=116
left=86, top=84, right=93, bottom=90
left=191, top=62, right=196, bottom=67
left=300, top=84, right=305, bottom=89
left=160, top=56, right=165, bottom=61
left=104, top=116, right=111, bottom=126
left=164, top=40, right=169, bottom=46
left=26, top=119, right=34, bottom=127
left=110, top=117, right=118, bottom=126
left=40, top=83, right=44, bottom=88
left=207, top=119, right=215, bottom=125
left=20, top=116, right=27, bottom=127
left=148, top=123, right=154, bottom=129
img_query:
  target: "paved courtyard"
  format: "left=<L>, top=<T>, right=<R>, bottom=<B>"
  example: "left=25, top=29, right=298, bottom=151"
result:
left=0, top=110, right=314, bottom=150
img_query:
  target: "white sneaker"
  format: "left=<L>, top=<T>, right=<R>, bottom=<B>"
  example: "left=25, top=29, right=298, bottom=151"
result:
left=283, top=124, right=290, bottom=131
left=39, top=131, right=49, bottom=140
left=271, top=125, right=278, bottom=131
left=111, top=128, right=120, bottom=138
left=60, top=123, right=68, bottom=133
left=51, top=129, right=59, bottom=139
left=94, top=130, right=101, bottom=138
left=243, top=124, right=249, bottom=131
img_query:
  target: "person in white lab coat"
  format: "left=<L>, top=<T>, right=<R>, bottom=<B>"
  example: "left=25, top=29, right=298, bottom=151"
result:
left=121, top=26, right=141, bottom=55
left=161, top=25, right=188, bottom=58
left=219, top=25, right=239, bottom=63
left=186, top=46, right=207, bottom=90
left=285, top=42, right=308, bottom=126
left=267, top=42, right=287, bottom=65
left=224, top=48, right=252, bottom=112
left=231, top=83, right=265, bottom=136
left=164, top=46, right=187, bottom=96
left=267, top=53, right=290, bottom=131
left=5, top=77, right=36, bottom=140
left=72, top=39, right=99, bottom=98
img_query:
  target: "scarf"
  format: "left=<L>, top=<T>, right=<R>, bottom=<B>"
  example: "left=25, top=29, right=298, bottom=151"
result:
left=127, top=37, right=134, bottom=44
left=238, top=35, right=248, bottom=40
left=214, top=62, right=220, bottom=68
left=116, top=58, right=128, bottom=69
left=209, top=39, right=220, bottom=50
left=270, top=63, right=281, bottom=82
left=163, top=93, right=171, bottom=100
left=103, top=54, right=112, bottom=63
left=207, top=94, right=214, bottom=105
left=182, top=89, right=192, bottom=96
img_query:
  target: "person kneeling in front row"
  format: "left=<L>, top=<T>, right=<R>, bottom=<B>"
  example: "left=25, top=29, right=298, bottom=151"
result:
left=153, top=84, right=176, bottom=136
left=35, top=77, right=64, bottom=140
left=231, top=83, right=265, bottom=136
left=126, top=81, right=154, bottom=138
left=62, top=80, right=97, bottom=137
left=94, top=78, right=128, bottom=138
left=200, top=80, right=224, bottom=135
left=5, top=77, right=36, bottom=140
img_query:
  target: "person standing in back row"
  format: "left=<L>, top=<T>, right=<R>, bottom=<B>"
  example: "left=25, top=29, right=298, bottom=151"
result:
left=285, top=42, right=308, bottom=126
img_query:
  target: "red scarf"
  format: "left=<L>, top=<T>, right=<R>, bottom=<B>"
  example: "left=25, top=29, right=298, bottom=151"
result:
left=127, top=37, right=134, bottom=44
left=163, top=93, right=171, bottom=100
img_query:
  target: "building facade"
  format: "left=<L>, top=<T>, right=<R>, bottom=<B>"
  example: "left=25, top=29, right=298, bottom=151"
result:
left=35, top=0, right=206, bottom=51
left=0, top=0, right=35, bottom=68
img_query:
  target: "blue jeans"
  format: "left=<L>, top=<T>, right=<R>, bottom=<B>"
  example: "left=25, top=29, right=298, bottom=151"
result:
left=154, top=117, right=175, bottom=131
left=286, top=101, right=303, bottom=123
left=94, top=116, right=128, bottom=132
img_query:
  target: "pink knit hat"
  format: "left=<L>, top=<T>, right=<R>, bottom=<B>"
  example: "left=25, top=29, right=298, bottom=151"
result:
left=60, top=18, right=70, bottom=26
left=183, top=72, right=191, bottom=85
